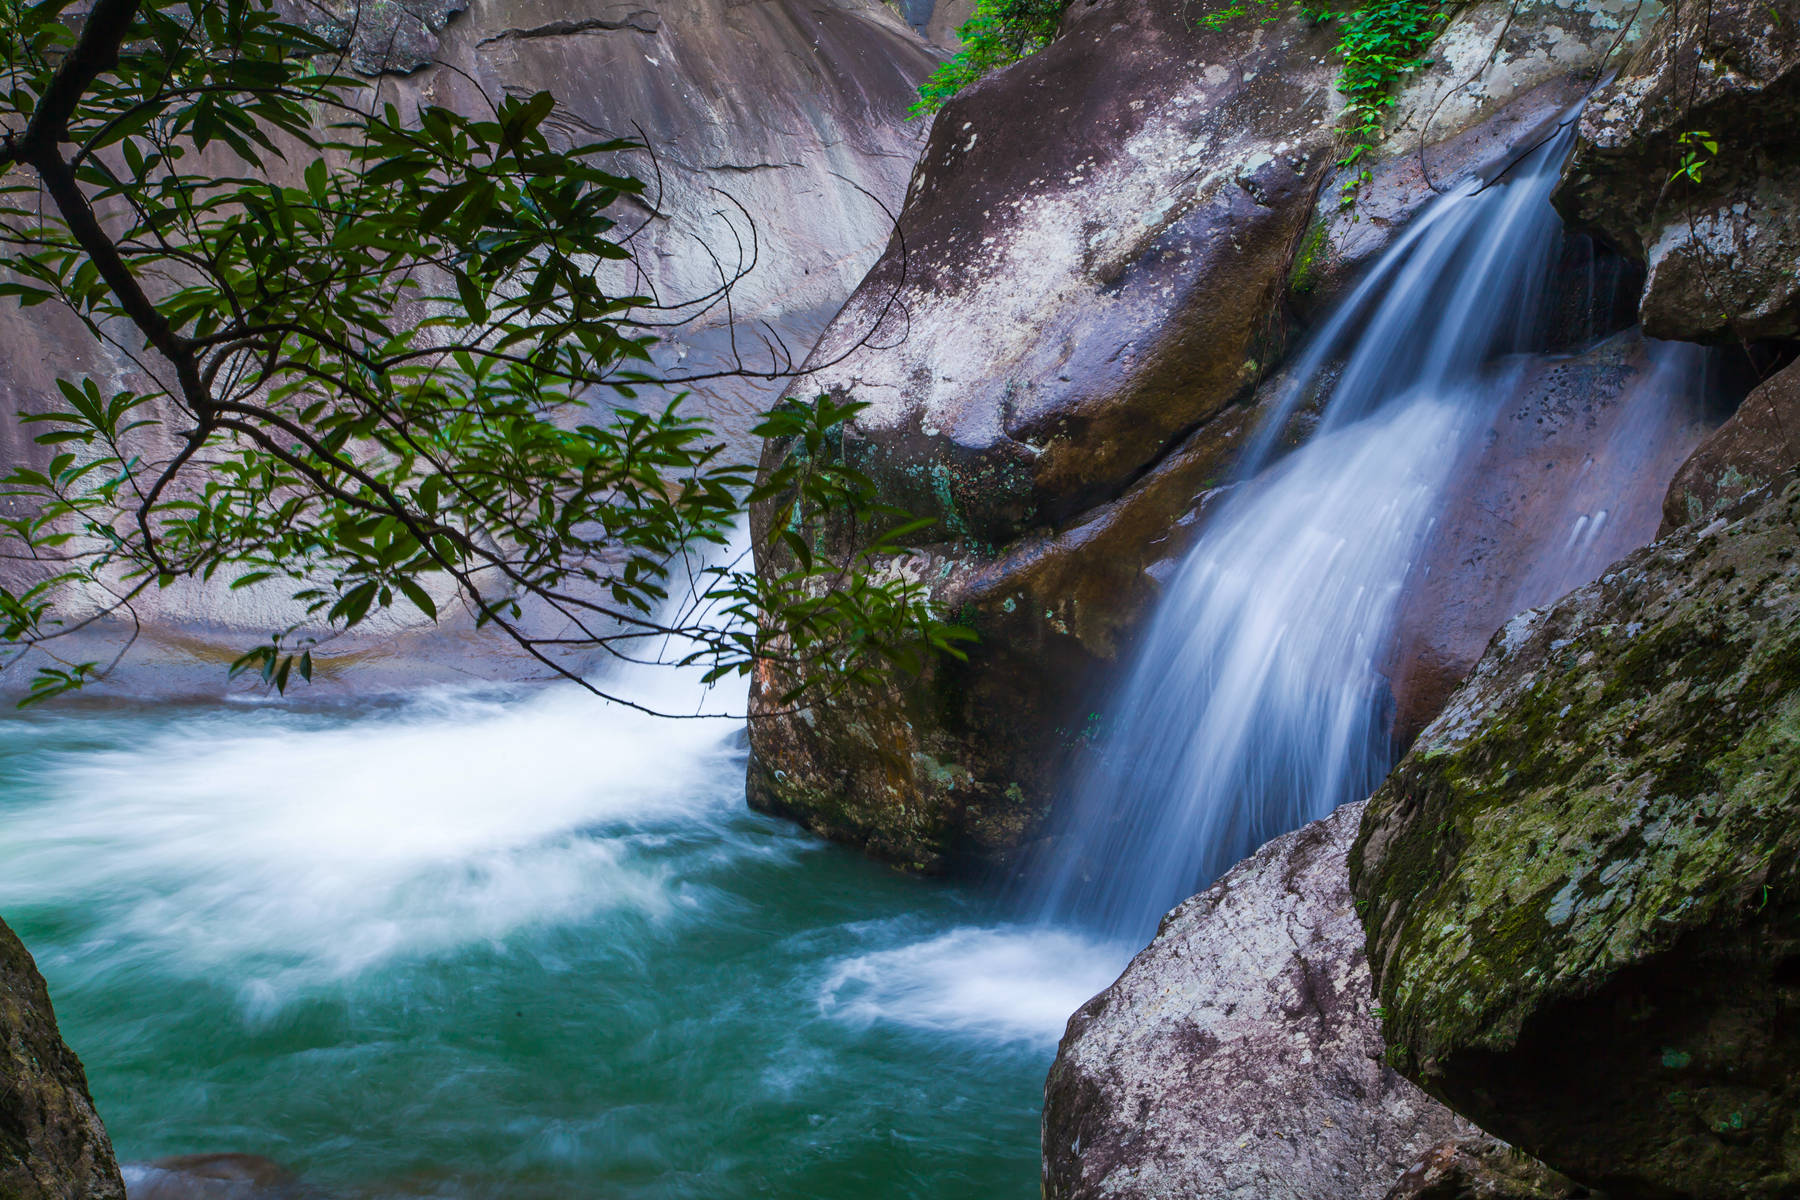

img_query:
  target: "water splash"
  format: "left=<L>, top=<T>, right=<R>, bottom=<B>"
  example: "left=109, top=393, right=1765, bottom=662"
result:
left=818, top=924, right=1120, bottom=1045
left=0, top=539, right=753, bottom=993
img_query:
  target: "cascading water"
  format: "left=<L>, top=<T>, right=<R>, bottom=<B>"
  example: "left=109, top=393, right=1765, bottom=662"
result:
left=1032, top=117, right=1717, bottom=944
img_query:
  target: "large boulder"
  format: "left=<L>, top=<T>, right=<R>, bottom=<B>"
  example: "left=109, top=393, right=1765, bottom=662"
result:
left=1351, top=474, right=1800, bottom=1197
left=746, top=0, right=1676, bottom=874
left=1042, top=802, right=1482, bottom=1200
left=749, top=0, right=1347, bottom=871
left=1553, top=0, right=1800, bottom=342
left=1662, top=356, right=1800, bottom=533
left=0, top=918, right=126, bottom=1200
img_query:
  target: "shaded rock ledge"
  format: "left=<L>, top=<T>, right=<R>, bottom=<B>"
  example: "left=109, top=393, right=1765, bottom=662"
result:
left=1554, top=0, right=1800, bottom=342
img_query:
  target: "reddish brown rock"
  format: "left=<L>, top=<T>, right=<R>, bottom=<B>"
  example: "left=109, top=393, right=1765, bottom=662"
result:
left=1662, top=356, right=1800, bottom=533
left=122, top=1154, right=311, bottom=1200
left=1388, top=330, right=1717, bottom=743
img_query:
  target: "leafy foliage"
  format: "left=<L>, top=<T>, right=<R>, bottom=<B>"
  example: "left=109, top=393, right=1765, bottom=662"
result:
left=1192, top=0, right=1448, bottom=205
left=1330, top=0, right=1448, bottom=204
left=910, top=0, right=1067, bottom=116
left=0, top=0, right=970, bottom=709
left=1671, top=128, right=1719, bottom=185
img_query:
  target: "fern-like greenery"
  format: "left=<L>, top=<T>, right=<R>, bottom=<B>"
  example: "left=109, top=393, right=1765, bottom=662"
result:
left=1332, top=0, right=1450, bottom=202
left=910, top=0, right=1069, bottom=116
left=1198, top=0, right=1449, bottom=204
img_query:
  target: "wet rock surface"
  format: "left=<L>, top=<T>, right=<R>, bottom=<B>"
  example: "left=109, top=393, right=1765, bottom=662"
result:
left=0, top=917, right=126, bottom=1200
left=1352, top=475, right=1800, bottom=1198
left=123, top=1155, right=314, bottom=1200
left=1663, top=356, right=1800, bottom=533
left=749, top=0, right=1347, bottom=871
left=1042, top=802, right=1478, bottom=1200
left=1555, top=0, right=1800, bottom=342
left=1387, top=329, right=1717, bottom=742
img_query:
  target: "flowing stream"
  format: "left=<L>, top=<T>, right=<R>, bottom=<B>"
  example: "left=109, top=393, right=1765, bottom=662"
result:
left=0, top=113, right=1728, bottom=1199
left=1031, top=117, right=1719, bottom=944
left=0, top=640, right=1118, bottom=1198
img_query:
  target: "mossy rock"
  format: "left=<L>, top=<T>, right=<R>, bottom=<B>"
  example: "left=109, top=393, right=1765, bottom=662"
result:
left=1351, top=476, right=1800, bottom=1198
left=0, top=917, right=126, bottom=1200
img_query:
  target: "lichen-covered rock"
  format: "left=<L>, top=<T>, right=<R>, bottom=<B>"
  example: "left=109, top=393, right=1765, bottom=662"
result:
left=1662, top=356, right=1800, bottom=534
left=748, top=0, right=1349, bottom=871
left=1351, top=475, right=1800, bottom=1198
left=1382, top=1138, right=1583, bottom=1200
left=1042, top=802, right=1479, bottom=1200
left=0, top=918, right=126, bottom=1200
left=1554, top=0, right=1800, bottom=342
left=1302, top=0, right=1663, bottom=305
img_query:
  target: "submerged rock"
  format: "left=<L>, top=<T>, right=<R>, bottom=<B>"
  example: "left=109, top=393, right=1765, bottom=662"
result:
left=1555, top=0, right=1800, bottom=342
left=1042, top=802, right=1478, bottom=1200
left=122, top=1155, right=313, bottom=1200
left=1663, top=356, right=1800, bottom=533
left=1352, top=475, right=1800, bottom=1197
left=0, top=918, right=126, bottom=1200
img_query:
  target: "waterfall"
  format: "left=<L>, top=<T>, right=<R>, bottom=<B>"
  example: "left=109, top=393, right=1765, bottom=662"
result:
left=1031, top=117, right=1714, bottom=944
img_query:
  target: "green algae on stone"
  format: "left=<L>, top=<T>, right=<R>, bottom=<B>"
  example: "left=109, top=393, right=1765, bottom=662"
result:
left=1351, top=476, right=1800, bottom=1199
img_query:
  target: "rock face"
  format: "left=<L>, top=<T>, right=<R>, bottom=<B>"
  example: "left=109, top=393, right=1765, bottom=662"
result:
left=1042, top=802, right=1480, bottom=1200
left=0, top=0, right=935, bottom=691
left=750, top=0, right=1348, bottom=871
left=0, top=918, right=126, bottom=1200
left=1663, top=356, right=1800, bottom=533
left=1554, top=0, right=1800, bottom=342
left=1351, top=475, right=1800, bottom=1198
left=746, top=0, right=1678, bottom=873
left=1387, top=330, right=1716, bottom=741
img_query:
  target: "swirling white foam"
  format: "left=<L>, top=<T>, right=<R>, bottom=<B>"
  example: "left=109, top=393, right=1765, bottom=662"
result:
left=0, top=547, right=754, bottom=996
left=817, top=925, right=1123, bottom=1045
